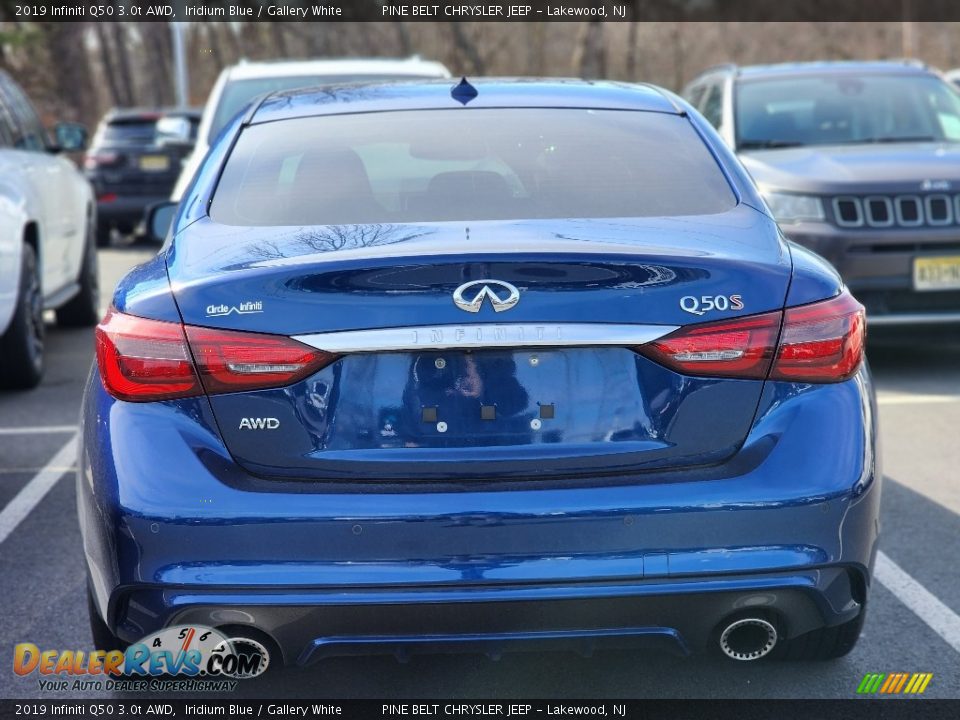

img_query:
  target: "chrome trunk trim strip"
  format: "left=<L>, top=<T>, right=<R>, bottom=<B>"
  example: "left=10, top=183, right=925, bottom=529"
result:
left=294, top=323, right=679, bottom=353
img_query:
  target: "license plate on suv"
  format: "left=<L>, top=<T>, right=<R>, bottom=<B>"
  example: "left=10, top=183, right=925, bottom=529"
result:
left=139, top=155, right=170, bottom=172
left=913, top=256, right=960, bottom=291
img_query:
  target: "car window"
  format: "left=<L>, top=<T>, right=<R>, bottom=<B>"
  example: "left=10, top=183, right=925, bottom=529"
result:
left=210, top=74, right=433, bottom=143
left=700, top=83, right=724, bottom=130
left=210, top=108, right=737, bottom=227
left=736, top=74, right=960, bottom=148
left=99, top=119, right=158, bottom=146
left=0, top=73, right=47, bottom=152
left=684, top=84, right=707, bottom=109
left=0, top=90, right=15, bottom=148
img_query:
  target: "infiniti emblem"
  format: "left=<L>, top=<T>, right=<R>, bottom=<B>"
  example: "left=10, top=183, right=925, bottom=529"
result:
left=452, top=279, right=520, bottom=313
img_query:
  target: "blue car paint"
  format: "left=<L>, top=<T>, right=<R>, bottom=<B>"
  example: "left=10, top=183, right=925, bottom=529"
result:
left=165, top=209, right=790, bottom=334
left=78, top=366, right=879, bottom=662
left=79, top=79, right=879, bottom=663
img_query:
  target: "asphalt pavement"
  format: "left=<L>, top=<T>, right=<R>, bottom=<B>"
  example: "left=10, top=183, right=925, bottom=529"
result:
left=0, top=244, right=958, bottom=700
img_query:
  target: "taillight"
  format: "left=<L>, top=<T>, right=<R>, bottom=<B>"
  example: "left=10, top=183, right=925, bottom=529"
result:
left=637, top=311, right=781, bottom=379
left=95, top=309, right=339, bottom=402
left=635, top=291, right=865, bottom=383
left=770, top=291, right=865, bottom=383
left=95, top=310, right=202, bottom=401
left=84, top=152, right=120, bottom=170
left=185, top=326, right=338, bottom=395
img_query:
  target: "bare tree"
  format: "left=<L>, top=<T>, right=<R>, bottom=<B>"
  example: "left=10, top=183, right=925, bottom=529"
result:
left=625, top=22, right=640, bottom=80
left=526, top=23, right=547, bottom=75
left=94, top=23, right=124, bottom=107
left=394, top=21, right=412, bottom=56
left=141, top=23, right=172, bottom=107
left=110, top=23, right=136, bottom=105
left=6, top=19, right=960, bottom=134
left=449, top=22, right=485, bottom=75
left=31, top=24, right=95, bottom=121
left=573, top=20, right=606, bottom=79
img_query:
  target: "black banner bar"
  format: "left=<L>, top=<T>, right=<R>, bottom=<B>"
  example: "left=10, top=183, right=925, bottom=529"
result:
left=1, top=699, right=960, bottom=720
left=5, top=0, right=960, bottom=23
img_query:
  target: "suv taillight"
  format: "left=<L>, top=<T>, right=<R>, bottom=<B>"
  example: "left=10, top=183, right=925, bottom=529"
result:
left=84, top=152, right=120, bottom=170
left=636, top=291, right=865, bottom=383
left=95, top=309, right=339, bottom=402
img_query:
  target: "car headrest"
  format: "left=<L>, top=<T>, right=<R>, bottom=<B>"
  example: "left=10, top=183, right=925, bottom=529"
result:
left=285, top=148, right=380, bottom=224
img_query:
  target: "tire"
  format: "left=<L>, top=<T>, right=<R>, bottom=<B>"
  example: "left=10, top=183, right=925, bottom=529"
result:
left=0, top=243, right=44, bottom=389
left=87, top=584, right=127, bottom=651
left=95, top=223, right=112, bottom=248
left=775, top=609, right=866, bottom=661
left=56, top=222, right=100, bottom=327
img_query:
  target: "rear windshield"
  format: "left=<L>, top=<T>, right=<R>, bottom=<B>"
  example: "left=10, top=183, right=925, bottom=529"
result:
left=210, top=75, right=434, bottom=142
left=209, top=109, right=736, bottom=226
left=100, top=119, right=157, bottom=145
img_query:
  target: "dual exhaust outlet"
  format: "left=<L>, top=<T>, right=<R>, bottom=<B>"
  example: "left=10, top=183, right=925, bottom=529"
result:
left=718, top=617, right=779, bottom=661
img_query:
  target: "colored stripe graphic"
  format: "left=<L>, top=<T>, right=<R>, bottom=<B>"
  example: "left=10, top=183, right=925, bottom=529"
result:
left=880, top=674, right=898, bottom=693
left=907, top=673, right=934, bottom=694
left=856, top=672, right=932, bottom=694
left=857, top=673, right=885, bottom=694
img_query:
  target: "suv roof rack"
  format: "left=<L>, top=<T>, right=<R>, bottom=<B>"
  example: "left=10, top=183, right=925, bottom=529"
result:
left=689, top=63, right=738, bottom=82
left=890, top=57, right=927, bottom=69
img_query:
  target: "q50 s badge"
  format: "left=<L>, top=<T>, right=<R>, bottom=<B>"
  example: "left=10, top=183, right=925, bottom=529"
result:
left=680, top=294, right=744, bottom=316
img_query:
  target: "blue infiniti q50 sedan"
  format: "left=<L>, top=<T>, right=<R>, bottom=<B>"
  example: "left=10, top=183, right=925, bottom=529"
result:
left=78, top=78, right=880, bottom=665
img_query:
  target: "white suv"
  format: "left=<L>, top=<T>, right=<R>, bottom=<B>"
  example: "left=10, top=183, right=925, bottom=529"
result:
left=0, top=70, right=97, bottom=389
left=171, top=56, right=451, bottom=200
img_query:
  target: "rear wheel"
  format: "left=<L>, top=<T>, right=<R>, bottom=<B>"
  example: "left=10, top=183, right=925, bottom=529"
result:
left=87, top=584, right=127, bottom=651
left=0, top=243, right=44, bottom=389
left=56, top=221, right=100, bottom=327
left=775, top=609, right=866, bottom=661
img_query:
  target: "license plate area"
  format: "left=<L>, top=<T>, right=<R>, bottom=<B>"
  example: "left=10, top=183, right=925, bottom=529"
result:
left=398, top=350, right=568, bottom=444
left=139, top=154, right=170, bottom=172
left=210, top=347, right=766, bottom=480
left=913, top=255, right=960, bottom=291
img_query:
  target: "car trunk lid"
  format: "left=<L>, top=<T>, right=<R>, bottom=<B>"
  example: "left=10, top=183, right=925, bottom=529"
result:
left=168, top=208, right=791, bottom=481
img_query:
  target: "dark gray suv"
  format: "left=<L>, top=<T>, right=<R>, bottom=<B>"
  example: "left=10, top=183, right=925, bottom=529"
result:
left=684, top=61, right=960, bottom=325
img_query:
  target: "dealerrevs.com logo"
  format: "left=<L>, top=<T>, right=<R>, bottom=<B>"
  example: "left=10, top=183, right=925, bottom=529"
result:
left=13, top=625, right=269, bottom=692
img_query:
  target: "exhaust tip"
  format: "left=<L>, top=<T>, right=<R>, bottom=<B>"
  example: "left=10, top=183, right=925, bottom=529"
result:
left=719, top=617, right=778, bottom=661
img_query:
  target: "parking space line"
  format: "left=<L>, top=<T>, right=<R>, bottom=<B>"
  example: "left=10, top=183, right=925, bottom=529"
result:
left=876, top=394, right=960, bottom=406
left=0, top=425, right=78, bottom=435
left=0, top=467, right=74, bottom=475
left=876, top=550, right=960, bottom=654
left=0, top=436, right=76, bottom=546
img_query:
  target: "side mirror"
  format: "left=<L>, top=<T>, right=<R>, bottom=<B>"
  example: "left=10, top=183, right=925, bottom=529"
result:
left=53, top=122, right=88, bottom=152
left=145, top=201, right=178, bottom=243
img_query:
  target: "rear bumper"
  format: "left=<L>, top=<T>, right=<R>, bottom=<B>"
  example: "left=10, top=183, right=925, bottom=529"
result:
left=95, top=194, right=168, bottom=229
left=122, top=568, right=865, bottom=665
left=77, top=366, right=881, bottom=663
left=783, top=223, right=960, bottom=324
